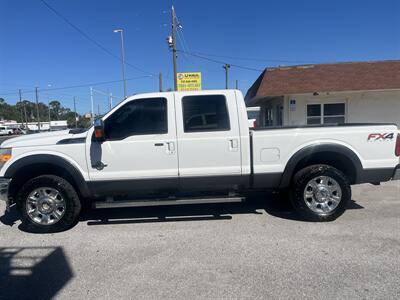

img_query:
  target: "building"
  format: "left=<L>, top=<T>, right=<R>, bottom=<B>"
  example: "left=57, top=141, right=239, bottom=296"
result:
left=245, top=60, right=400, bottom=127
left=0, top=120, right=68, bottom=131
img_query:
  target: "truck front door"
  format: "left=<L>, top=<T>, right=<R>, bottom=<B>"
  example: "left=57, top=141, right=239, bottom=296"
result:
left=86, top=94, right=178, bottom=195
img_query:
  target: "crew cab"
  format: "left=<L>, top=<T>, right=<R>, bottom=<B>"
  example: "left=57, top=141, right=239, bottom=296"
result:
left=1, top=90, right=399, bottom=232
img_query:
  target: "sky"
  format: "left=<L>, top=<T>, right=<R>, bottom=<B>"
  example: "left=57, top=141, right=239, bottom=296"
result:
left=1, top=0, right=399, bottom=114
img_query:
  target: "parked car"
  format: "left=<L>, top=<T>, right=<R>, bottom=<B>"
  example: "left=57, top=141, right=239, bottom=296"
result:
left=12, top=128, right=26, bottom=135
left=0, top=126, right=13, bottom=136
left=0, top=90, right=399, bottom=232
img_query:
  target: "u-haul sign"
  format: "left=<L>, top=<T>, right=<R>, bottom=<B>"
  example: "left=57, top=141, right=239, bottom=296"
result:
left=177, top=72, right=202, bottom=91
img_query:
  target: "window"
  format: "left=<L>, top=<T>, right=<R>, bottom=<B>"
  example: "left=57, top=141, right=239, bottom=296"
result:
left=323, top=103, right=345, bottom=124
left=306, top=104, right=322, bottom=124
left=247, top=111, right=259, bottom=120
left=265, top=108, right=274, bottom=126
left=104, top=97, right=167, bottom=140
left=182, top=95, right=230, bottom=132
left=306, top=103, right=345, bottom=125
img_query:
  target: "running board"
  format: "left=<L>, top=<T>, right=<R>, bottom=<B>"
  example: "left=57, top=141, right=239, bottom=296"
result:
left=93, top=196, right=245, bottom=209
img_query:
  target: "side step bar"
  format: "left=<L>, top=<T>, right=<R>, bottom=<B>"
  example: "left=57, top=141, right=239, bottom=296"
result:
left=93, top=196, right=245, bottom=209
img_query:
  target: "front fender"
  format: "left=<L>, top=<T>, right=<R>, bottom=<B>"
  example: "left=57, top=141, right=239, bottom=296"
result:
left=4, top=154, right=91, bottom=198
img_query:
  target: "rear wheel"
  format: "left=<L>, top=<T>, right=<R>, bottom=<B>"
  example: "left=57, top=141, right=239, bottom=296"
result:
left=291, top=164, right=351, bottom=221
left=17, top=175, right=81, bottom=233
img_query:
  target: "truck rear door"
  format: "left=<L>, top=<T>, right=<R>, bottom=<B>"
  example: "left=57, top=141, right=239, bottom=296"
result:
left=174, top=90, right=242, bottom=190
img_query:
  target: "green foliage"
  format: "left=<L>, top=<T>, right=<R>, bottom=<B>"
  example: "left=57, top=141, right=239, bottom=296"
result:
left=0, top=98, right=86, bottom=128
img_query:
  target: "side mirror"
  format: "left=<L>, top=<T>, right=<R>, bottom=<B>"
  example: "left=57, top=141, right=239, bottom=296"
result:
left=94, top=119, right=105, bottom=142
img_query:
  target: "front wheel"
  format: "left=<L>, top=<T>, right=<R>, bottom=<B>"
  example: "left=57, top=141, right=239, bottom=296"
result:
left=17, top=175, right=81, bottom=233
left=291, top=164, right=351, bottom=221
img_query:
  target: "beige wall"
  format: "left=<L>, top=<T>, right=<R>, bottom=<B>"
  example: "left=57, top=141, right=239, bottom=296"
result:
left=282, top=89, right=400, bottom=127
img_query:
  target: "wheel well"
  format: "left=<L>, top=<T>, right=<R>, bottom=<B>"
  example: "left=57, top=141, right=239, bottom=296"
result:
left=292, top=151, right=357, bottom=184
left=8, top=163, right=84, bottom=201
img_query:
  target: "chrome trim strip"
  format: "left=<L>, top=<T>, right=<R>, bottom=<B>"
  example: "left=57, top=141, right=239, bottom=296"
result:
left=94, top=196, right=244, bottom=209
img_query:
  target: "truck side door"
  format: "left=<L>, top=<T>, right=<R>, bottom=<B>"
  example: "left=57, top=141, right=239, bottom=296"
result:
left=86, top=94, right=178, bottom=195
left=174, top=91, right=242, bottom=190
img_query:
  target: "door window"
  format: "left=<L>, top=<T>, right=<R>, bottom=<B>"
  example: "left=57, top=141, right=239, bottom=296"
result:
left=182, top=95, right=230, bottom=132
left=104, top=97, right=167, bottom=140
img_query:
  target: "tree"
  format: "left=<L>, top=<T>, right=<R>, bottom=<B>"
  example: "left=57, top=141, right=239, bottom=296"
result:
left=49, top=100, right=61, bottom=120
left=0, top=98, right=86, bottom=128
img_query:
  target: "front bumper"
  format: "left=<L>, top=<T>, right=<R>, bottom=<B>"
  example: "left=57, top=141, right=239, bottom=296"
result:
left=0, top=178, right=11, bottom=203
left=393, top=165, right=400, bottom=181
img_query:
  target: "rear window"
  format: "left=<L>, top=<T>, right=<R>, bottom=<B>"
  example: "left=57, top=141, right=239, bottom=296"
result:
left=182, top=95, right=230, bottom=132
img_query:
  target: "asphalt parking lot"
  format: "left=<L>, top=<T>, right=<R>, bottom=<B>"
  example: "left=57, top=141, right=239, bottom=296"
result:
left=0, top=181, right=399, bottom=300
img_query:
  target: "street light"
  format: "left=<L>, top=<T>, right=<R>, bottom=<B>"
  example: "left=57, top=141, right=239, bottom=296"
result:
left=113, top=29, right=127, bottom=99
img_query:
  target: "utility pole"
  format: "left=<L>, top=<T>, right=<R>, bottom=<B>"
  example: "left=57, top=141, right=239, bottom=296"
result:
left=48, top=99, right=51, bottom=125
left=18, top=89, right=24, bottom=126
left=97, top=104, right=100, bottom=116
left=223, top=64, right=230, bottom=89
left=109, top=93, right=113, bottom=109
left=113, top=29, right=127, bottom=99
left=90, top=87, right=94, bottom=124
left=73, top=97, right=78, bottom=128
left=159, top=72, right=163, bottom=92
left=19, top=89, right=28, bottom=129
left=171, top=6, right=178, bottom=91
left=236, top=79, right=239, bottom=90
left=35, top=87, right=41, bottom=132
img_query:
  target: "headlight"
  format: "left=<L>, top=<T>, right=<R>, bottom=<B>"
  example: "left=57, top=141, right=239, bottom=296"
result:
left=0, top=148, right=12, bottom=168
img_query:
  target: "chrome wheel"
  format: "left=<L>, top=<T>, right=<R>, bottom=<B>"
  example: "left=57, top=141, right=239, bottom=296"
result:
left=303, top=176, right=342, bottom=214
left=26, top=187, right=66, bottom=225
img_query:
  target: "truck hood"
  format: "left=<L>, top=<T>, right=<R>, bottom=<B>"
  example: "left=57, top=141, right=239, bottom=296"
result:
left=0, top=129, right=88, bottom=148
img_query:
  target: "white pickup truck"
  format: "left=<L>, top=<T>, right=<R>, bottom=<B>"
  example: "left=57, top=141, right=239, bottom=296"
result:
left=1, top=90, right=399, bottom=232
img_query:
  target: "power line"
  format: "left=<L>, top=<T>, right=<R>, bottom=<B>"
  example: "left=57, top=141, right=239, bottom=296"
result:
left=0, top=76, right=153, bottom=96
left=177, top=50, right=264, bottom=72
left=39, top=0, right=156, bottom=76
left=188, top=50, right=319, bottom=64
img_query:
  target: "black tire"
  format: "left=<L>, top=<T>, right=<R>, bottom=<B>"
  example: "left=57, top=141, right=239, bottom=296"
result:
left=290, top=164, right=351, bottom=222
left=17, top=175, right=81, bottom=233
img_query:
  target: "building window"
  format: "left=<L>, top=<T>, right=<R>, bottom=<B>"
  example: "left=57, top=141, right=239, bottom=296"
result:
left=306, top=103, right=345, bottom=125
left=265, top=108, right=274, bottom=126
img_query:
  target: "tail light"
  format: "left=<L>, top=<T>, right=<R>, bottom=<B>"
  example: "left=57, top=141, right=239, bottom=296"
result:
left=396, top=133, right=400, bottom=157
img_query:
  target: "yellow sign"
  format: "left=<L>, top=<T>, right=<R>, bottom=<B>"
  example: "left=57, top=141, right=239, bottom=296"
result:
left=177, top=72, right=202, bottom=91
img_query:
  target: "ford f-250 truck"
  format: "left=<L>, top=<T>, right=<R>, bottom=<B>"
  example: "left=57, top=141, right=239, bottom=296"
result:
left=1, top=90, right=399, bottom=232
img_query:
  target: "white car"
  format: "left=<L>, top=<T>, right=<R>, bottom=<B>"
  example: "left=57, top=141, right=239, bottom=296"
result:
left=0, top=90, right=399, bottom=232
left=0, top=126, right=13, bottom=136
left=247, top=106, right=260, bottom=128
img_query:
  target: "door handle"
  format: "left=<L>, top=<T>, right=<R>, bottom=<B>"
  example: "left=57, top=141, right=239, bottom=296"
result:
left=167, top=142, right=175, bottom=153
left=154, top=143, right=164, bottom=146
left=230, top=139, right=239, bottom=149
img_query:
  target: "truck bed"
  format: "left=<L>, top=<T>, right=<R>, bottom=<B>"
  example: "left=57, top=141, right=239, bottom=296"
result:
left=250, top=123, right=399, bottom=187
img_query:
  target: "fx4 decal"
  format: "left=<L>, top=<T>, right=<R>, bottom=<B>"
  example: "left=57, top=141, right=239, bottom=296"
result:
left=367, top=133, right=395, bottom=141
